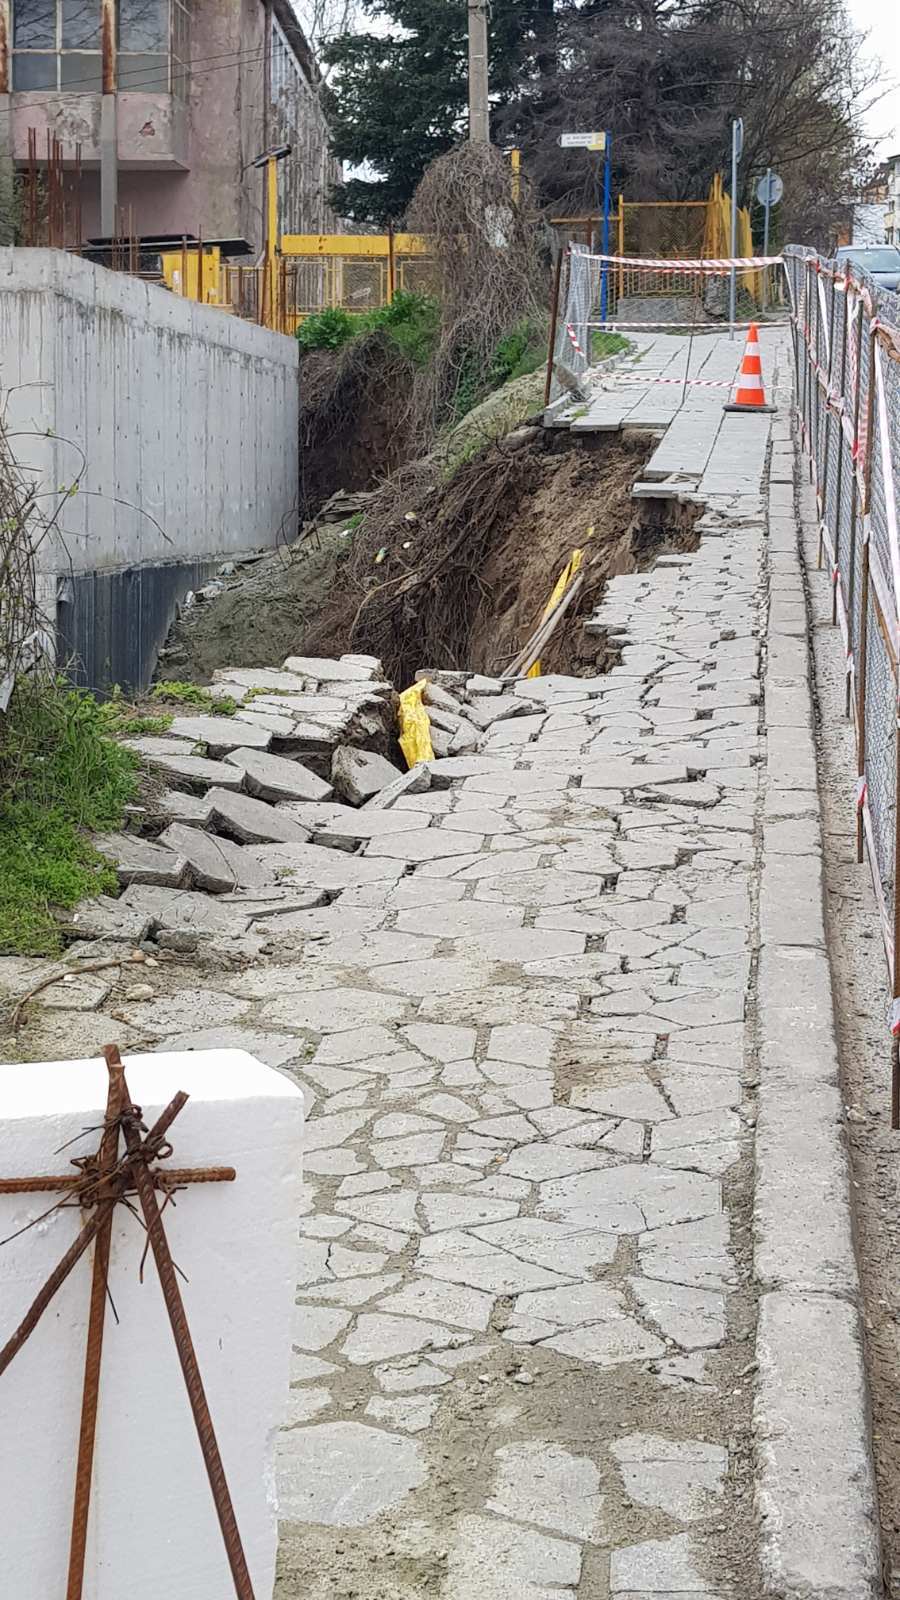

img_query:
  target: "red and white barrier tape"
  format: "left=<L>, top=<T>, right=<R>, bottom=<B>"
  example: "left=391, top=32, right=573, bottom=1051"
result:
left=574, top=252, right=784, bottom=272
left=583, top=319, right=763, bottom=332
left=613, top=376, right=734, bottom=388
left=891, top=996, right=900, bottom=1037
left=564, top=322, right=587, bottom=361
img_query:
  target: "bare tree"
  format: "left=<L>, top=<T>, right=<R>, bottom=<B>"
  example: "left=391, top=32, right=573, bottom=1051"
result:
left=500, top=0, right=877, bottom=244
left=290, top=0, right=364, bottom=77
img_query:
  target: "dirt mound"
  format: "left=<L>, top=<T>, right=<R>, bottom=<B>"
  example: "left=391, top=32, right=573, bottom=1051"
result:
left=299, top=332, right=414, bottom=519
left=157, top=520, right=353, bottom=687
left=159, top=429, right=698, bottom=697
left=306, top=431, right=697, bottom=685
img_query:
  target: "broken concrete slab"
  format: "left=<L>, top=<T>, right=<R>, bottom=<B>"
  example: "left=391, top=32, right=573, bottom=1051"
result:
left=166, top=715, right=271, bottom=755
left=68, top=895, right=154, bottom=944
left=132, top=751, right=246, bottom=793
left=223, top=747, right=333, bottom=803
left=282, top=655, right=380, bottom=683
left=93, top=833, right=188, bottom=889
left=206, top=789, right=312, bottom=846
left=158, top=823, right=241, bottom=893
left=362, top=764, right=432, bottom=810
left=332, top=746, right=404, bottom=805
left=312, top=809, right=434, bottom=851
left=248, top=842, right=404, bottom=890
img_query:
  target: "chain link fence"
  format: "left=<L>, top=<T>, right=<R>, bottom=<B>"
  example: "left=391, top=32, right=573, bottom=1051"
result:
left=784, top=247, right=900, bottom=1103
left=548, top=245, right=601, bottom=402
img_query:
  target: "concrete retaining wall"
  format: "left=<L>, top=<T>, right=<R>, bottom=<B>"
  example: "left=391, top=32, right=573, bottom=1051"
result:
left=0, top=249, right=298, bottom=692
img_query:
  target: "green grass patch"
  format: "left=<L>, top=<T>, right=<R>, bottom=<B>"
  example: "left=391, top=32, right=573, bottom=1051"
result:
left=0, top=677, right=140, bottom=956
left=152, top=680, right=237, bottom=716
left=452, top=318, right=547, bottom=423
left=591, top=330, right=629, bottom=361
left=93, top=685, right=172, bottom=737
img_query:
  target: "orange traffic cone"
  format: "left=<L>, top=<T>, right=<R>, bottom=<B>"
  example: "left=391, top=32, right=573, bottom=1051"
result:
left=725, top=323, right=774, bottom=413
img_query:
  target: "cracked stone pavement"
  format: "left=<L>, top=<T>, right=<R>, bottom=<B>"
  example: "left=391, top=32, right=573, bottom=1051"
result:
left=266, top=537, right=763, bottom=1596
left=7, top=332, right=795, bottom=1597
left=269, top=345, right=781, bottom=1598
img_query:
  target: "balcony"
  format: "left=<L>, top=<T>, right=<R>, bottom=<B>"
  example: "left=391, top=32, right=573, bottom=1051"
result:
left=7, top=0, right=190, bottom=169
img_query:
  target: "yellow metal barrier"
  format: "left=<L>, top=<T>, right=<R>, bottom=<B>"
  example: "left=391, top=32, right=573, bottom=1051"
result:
left=159, top=244, right=224, bottom=304
left=280, top=233, right=436, bottom=322
left=552, top=176, right=762, bottom=315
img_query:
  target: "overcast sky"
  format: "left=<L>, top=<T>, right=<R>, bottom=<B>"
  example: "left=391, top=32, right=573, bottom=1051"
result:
left=845, top=0, right=899, bottom=157
left=292, top=1, right=899, bottom=161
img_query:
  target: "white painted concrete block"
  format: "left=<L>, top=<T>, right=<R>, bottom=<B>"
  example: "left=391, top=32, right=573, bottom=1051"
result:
left=0, top=1049, right=304, bottom=1599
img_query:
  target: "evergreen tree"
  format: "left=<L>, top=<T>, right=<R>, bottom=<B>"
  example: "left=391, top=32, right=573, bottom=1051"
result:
left=324, top=0, right=558, bottom=224
left=324, top=0, right=873, bottom=243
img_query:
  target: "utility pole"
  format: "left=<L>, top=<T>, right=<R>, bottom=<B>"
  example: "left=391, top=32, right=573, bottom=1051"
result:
left=100, top=0, right=118, bottom=237
left=467, top=0, right=490, bottom=144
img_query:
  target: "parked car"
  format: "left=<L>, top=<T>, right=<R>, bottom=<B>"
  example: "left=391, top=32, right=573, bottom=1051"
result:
left=834, top=245, right=900, bottom=291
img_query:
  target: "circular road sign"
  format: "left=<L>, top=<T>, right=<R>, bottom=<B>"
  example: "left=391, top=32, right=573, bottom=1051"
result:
left=756, top=172, right=784, bottom=207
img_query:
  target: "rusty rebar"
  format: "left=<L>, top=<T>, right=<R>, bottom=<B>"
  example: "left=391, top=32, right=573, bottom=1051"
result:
left=66, top=1061, right=124, bottom=1600
left=26, top=127, right=37, bottom=247
left=0, top=1089, right=189, bottom=1377
left=0, top=1167, right=236, bottom=1195
left=108, top=1046, right=256, bottom=1600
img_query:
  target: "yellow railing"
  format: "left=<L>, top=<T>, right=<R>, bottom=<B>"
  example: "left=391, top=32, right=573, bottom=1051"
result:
left=552, top=175, right=763, bottom=312
left=159, top=234, right=437, bottom=333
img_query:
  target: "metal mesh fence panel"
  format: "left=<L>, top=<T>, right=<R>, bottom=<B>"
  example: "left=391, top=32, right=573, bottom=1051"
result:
left=550, top=245, right=600, bottom=401
left=864, top=597, right=897, bottom=922
left=785, top=246, right=900, bottom=1035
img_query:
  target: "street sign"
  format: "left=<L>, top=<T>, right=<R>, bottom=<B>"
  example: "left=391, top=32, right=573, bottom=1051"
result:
left=756, top=171, right=784, bottom=207
left=558, top=131, right=606, bottom=151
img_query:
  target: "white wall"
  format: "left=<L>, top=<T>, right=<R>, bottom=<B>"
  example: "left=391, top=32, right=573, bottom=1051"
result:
left=852, top=203, right=887, bottom=247
left=0, top=249, right=298, bottom=577
left=0, top=249, right=298, bottom=688
left=0, top=1048, right=305, bottom=1600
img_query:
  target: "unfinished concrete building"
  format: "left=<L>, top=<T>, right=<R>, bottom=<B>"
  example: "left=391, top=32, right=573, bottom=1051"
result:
left=1, top=0, right=341, bottom=244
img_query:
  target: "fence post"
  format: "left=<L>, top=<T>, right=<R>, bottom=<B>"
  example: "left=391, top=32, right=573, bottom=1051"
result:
left=544, top=246, right=565, bottom=410
left=832, top=267, right=849, bottom=635
left=822, top=268, right=838, bottom=618
left=855, top=316, right=877, bottom=866
left=617, top=194, right=625, bottom=307
left=846, top=275, right=865, bottom=717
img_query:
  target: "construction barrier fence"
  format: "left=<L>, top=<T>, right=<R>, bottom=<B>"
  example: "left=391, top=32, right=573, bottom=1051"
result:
left=546, top=243, right=783, bottom=404
left=784, top=246, right=900, bottom=1115
left=549, top=175, right=773, bottom=322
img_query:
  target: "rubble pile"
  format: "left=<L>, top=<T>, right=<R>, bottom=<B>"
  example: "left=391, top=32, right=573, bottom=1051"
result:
left=71, top=657, right=551, bottom=958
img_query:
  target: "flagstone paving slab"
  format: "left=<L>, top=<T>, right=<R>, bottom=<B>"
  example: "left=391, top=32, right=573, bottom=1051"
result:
left=36, top=332, right=864, bottom=1600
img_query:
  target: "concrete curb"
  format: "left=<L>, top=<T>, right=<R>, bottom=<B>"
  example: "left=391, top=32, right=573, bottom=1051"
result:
left=752, top=380, right=882, bottom=1598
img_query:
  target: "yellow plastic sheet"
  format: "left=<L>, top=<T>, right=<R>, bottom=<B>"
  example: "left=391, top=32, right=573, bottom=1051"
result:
left=398, top=680, right=435, bottom=767
left=527, top=546, right=586, bottom=679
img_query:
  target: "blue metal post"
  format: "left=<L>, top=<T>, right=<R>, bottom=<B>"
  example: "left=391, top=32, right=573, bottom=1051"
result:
left=600, top=133, right=612, bottom=324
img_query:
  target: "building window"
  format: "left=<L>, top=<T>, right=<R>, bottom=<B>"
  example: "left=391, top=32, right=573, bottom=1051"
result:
left=11, top=0, right=190, bottom=94
left=118, top=0, right=166, bottom=91
left=270, top=15, right=312, bottom=112
left=171, top=0, right=189, bottom=100
left=13, top=0, right=101, bottom=90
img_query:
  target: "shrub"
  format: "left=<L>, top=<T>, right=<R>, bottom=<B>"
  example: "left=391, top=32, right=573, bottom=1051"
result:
left=0, top=676, right=139, bottom=955
left=365, top=290, right=441, bottom=367
left=488, top=318, right=546, bottom=387
left=296, top=291, right=441, bottom=367
left=296, top=307, right=360, bottom=353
